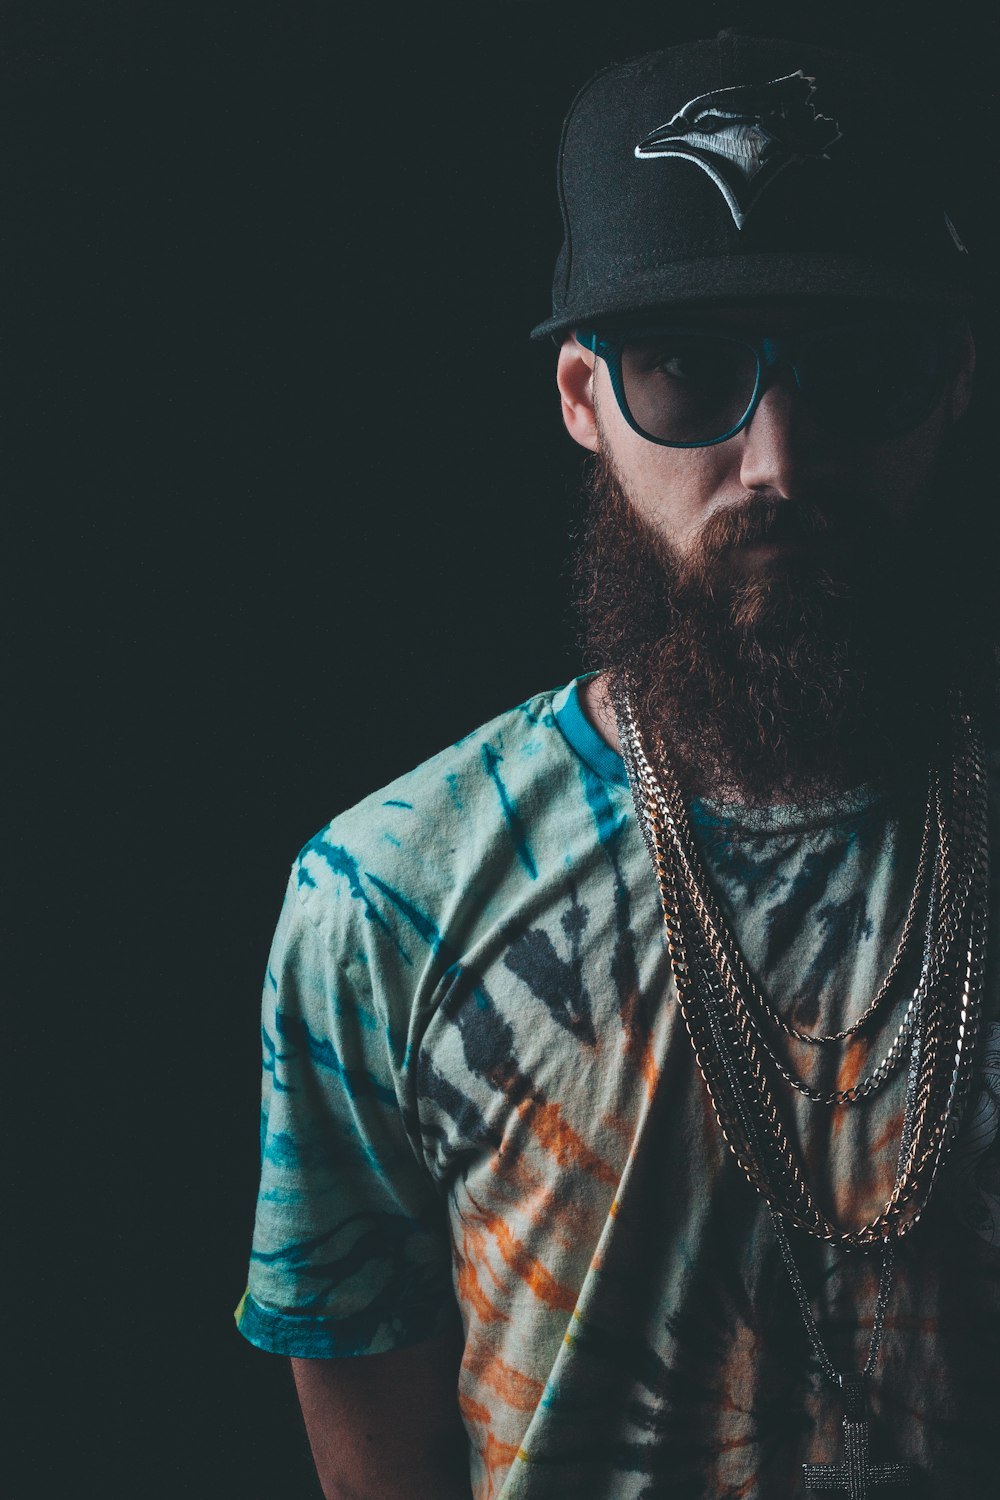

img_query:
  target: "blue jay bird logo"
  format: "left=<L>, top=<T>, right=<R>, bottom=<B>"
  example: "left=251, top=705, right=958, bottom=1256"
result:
left=635, top=71, right=842, bottom=229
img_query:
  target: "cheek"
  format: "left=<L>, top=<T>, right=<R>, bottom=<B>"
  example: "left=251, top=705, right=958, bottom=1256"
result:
left=628, top=447, right=740, bottom=546
left=594, top=376, right=743, bottom=548
left=853, top=418, right=948, bottom=524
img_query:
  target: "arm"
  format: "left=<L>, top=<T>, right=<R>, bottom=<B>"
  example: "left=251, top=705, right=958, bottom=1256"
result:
left=291, top=1329, right=473, bottom=1500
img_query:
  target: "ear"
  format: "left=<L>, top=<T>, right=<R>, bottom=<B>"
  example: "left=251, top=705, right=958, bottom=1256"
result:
left=949, top=324, right=976, bottom=422
left=556, top=334, right=600, bottom=452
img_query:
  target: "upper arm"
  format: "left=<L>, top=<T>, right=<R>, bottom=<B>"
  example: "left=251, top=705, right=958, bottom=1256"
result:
left=238, top=870, right=456, bottom=1361
left=239, top=846, right=469, bottom=1496
left=291, top=1329, right=471, bottom=1500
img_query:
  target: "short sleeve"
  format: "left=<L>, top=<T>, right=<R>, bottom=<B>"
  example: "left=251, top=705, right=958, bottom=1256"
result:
left=235, top=870, right=455, bottom=1357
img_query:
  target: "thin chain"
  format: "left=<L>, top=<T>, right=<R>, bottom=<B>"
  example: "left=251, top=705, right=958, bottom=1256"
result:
left=711, top=986, right=918, bottom=1383
left=677, top=869, right=930, bottom=1107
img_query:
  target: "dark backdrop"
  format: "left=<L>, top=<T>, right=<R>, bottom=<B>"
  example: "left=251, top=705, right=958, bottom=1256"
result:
left=9, top=4, right=997, bottom=1496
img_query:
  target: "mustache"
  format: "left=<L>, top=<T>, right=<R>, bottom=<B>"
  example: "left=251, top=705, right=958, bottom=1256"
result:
left=680, top=497, right=859, bottom=605
left=696, top=497, right=840, bottom=556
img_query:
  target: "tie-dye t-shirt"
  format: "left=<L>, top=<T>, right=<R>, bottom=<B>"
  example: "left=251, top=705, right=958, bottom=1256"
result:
left=237, top=678, right=1000, bottom=1499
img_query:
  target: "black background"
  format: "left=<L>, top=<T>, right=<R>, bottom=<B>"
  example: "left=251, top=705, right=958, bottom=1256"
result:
left=8, top=3, right=998, bottom=1496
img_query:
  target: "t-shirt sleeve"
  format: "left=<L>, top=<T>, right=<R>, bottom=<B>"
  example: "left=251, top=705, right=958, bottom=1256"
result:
left=235, top=863, right=455, bottom=1357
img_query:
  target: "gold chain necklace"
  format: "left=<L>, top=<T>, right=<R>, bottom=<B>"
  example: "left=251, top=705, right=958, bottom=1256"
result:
left=611, top=670, right=990, bottom=1248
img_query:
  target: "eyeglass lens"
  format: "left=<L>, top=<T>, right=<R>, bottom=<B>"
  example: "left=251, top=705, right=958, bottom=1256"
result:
left=616, top=324, right=951, bottom=446
left=620, top=334, right=757, bottom=445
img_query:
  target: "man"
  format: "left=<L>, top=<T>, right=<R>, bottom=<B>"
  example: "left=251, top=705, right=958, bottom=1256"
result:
left=236, top=32, right=999, bottom=1499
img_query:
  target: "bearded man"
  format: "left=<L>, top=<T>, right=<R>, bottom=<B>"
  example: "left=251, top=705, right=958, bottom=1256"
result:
left=236, top=32, right=999, bottom=1500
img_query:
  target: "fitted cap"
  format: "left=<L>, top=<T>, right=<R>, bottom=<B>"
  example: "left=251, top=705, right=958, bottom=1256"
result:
left=531, top=33, right=972, bottom=340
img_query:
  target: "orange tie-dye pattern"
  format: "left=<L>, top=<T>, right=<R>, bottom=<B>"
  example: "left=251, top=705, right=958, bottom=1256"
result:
left=463, top=1336, right=547, bottom=1411
left=456, top=1223, right=511, bottom=1324
left=483, top=1208, right=580, bottom=1312
left=511, top=1092, right=619, bottom=1185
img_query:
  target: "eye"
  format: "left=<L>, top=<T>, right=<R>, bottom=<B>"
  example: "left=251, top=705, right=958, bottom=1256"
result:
left=655, top=351, right=700, bottom=380
left=632, top=339, right=724, bottom=382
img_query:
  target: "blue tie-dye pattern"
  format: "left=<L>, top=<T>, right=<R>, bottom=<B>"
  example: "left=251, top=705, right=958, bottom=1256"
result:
left=804, top=890, right=878, bottom=992
left=759, top=843, right=862, bottom=972
left=579, top=759, right=627, bottom=848
left=333, top=994, right=378, bottom=1032
left=263, top=1119, right=400, bottom=1181
left=445, top=771, right=464, bottom=811
left=252, top=1216, right=389, bottom=1268
left=518, top=698, right=543, bottom=727
left=261, top=1022, right=294, bottom=1093
left=383, top=799, right=413, bottom=809
left=299, top=834, right=412, bottom=964
left=367, top=874, right=512, bottom=1085
left=275, top=1010, right=398, bottom=1107
left=482, top=741, right=538, bottom=879
left=690, top=804, right=791, bottom=903
left=692, top=799, right=903, bottom=1022
left=263, top=1127, right=322, bottom=1172
left=366, top=872, right=451, bottom=956
left=248, top=1210, right=452, bottom=1353
left=516, top=694, right=557, bottom=732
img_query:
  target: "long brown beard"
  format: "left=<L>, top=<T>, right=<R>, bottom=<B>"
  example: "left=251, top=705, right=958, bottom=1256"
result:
left=574, top=448, right=996, bottom=805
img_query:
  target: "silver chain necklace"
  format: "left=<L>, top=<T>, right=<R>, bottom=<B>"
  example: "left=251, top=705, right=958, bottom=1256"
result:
left=696, top=892, right=932, bottom=1493
left=610, top=669, right=989, bottom=1492
left=611, top=671, right=989, bottom=1248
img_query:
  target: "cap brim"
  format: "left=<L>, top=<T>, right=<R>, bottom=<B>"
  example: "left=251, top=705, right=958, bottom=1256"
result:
left=530, top=252, right=974, bottom=341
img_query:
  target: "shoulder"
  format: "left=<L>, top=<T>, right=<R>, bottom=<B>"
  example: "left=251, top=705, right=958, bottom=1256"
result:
left=289, top=681, right=597, bottom=950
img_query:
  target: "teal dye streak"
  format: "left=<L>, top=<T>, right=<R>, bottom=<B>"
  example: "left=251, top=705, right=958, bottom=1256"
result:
left=275, top=1009, right=397, bottom=1107
left=364, top=875, right=494, bottom=1012
left=262, top=1023, right=294, bottom=1093
left=366, top=873, right=450, bottom=956
left=580, top=761, right=626, bottom=848
left=482, top=742, right=538, bottom=879
left=300, top=835, right=411, bottom=963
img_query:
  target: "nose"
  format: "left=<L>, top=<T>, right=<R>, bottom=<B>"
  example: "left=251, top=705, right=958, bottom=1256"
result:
left=737, top=374, right=813, bottom=499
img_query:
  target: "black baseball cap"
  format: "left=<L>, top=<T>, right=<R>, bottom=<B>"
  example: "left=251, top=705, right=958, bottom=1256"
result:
left=531, top=33, right=973, bottom=341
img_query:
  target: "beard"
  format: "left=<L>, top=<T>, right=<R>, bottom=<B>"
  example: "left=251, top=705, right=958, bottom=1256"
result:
left=573, top=446, right=997, bottom=806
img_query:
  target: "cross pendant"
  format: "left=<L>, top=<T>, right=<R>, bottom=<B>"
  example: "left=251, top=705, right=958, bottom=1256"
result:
left=802, top=1374, right=917, bottom=1496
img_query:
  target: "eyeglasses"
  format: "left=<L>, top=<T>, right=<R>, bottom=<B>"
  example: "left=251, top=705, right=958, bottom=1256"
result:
left=575, top=317, right=965, bottom=448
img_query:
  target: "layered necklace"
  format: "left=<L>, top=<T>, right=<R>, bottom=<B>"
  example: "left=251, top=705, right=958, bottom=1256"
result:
left=610, top=669, right=990, bottom=1495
